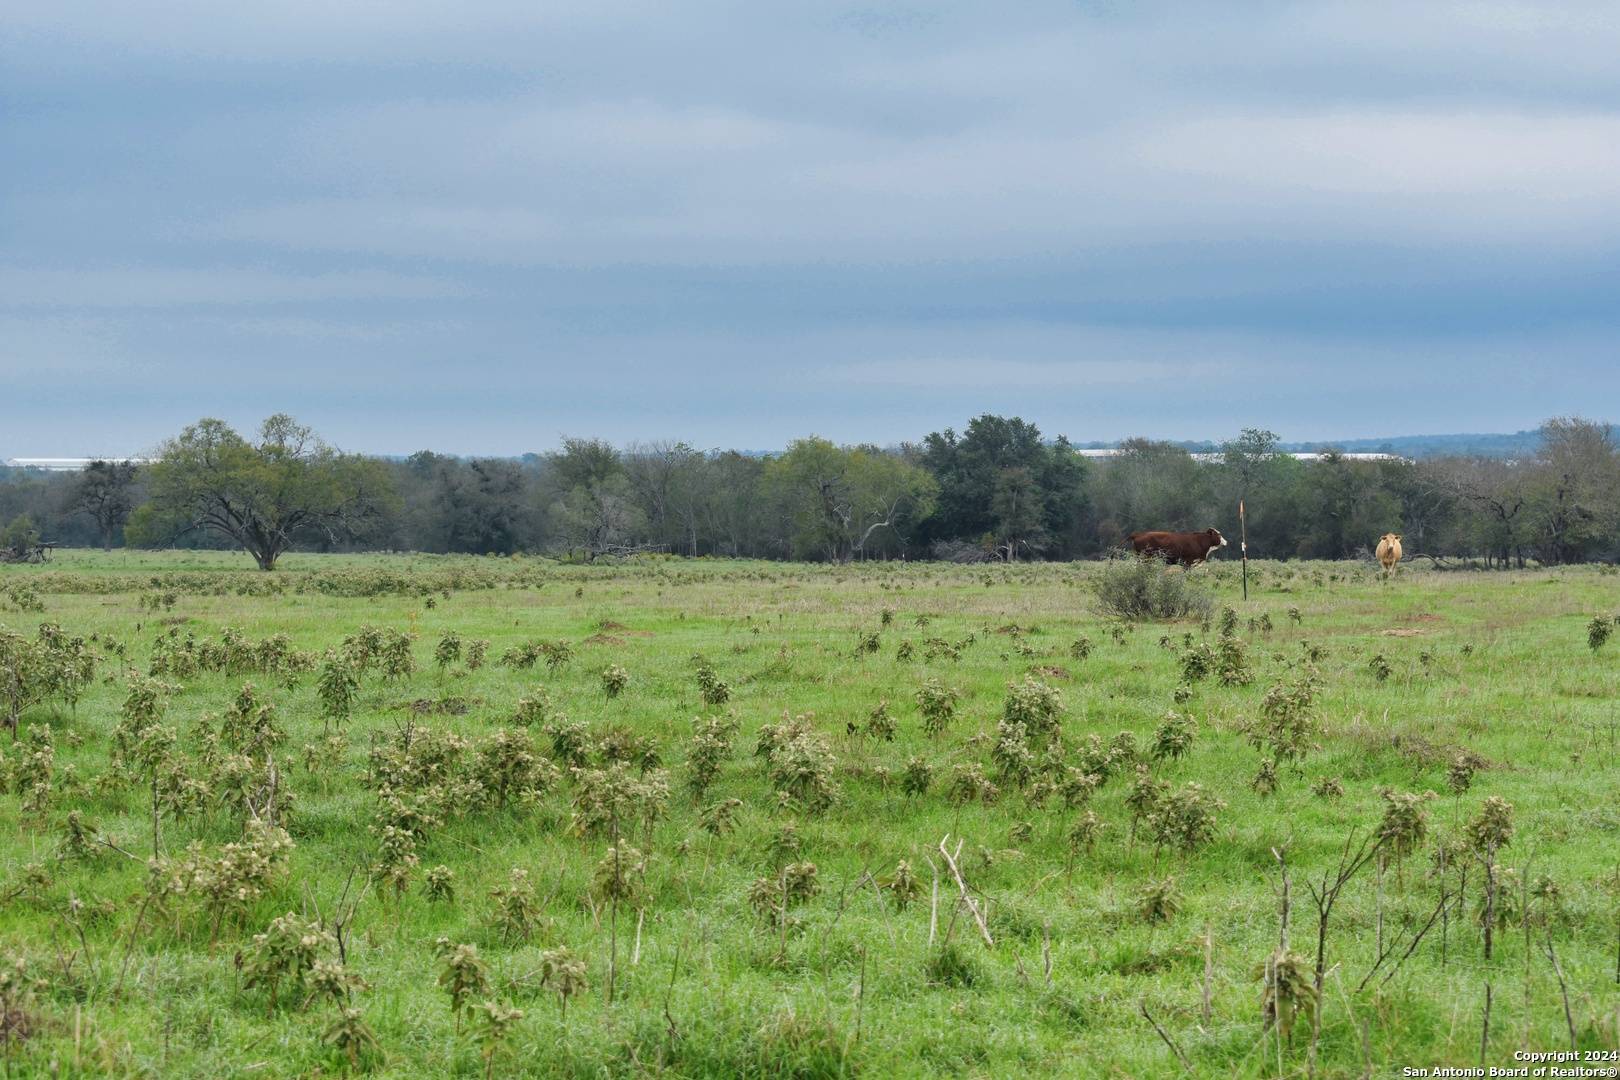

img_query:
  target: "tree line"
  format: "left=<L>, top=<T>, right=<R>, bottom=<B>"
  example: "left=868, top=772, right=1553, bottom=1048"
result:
left=2, top=414, right=1617, bottom=569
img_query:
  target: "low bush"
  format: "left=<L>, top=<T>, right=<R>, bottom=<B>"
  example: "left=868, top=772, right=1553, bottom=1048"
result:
left=1091, top=551, right=1215, bottom=622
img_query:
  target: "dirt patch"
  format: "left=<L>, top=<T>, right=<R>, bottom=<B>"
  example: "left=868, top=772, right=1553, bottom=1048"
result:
left=596, top=620, right=629, bottom=631
left=582, top=633, right=626, bottom=646
left=1380, top=628, right=1426, bottom=637
left=1031, top=665, right=1072, bottom=680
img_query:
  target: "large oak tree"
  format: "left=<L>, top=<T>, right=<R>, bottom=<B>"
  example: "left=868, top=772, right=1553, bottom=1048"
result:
left=133, top=415, right=394, bottom=569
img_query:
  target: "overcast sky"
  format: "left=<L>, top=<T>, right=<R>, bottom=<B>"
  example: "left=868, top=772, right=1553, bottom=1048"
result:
left=4, top=2, right=1618, bottom=456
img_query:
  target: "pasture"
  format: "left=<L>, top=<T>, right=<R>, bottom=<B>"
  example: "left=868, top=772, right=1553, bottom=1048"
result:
left=1, top=551, right=1617, bottom=1078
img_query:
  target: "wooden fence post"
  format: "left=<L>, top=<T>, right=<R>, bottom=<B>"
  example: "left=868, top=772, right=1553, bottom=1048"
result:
left=1240, top=500, right=1249, bottom=601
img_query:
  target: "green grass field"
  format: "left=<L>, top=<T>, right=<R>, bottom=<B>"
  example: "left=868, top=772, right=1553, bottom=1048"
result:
left=1, top=550, right=1617, bottom=1078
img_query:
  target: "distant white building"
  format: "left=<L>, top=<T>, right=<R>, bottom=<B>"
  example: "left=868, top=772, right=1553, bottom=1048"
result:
left=3, top=457, right=148, bottom=472
left=1073, top=449, right=1406, bottom=463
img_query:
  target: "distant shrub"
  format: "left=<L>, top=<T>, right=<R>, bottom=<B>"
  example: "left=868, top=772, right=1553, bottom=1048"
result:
left=1149, top=712, right=1197, bottom=763
left=600, top=664, right=630, bottom=699
left=1588, top=616, right=1612, bottom=652
left=1091, top=552, right=1214, bottom=623
left=1311, top=775, right=1344, bottom=800
left=1180, top=642, right=1215, bottom=683
left=692, top=655, right=731, bottom=706
left=1146, top=782, right=1224, bottom=852
left=1215, top=635, right=1253, bottom=686
left=1003, top=676, right=1063, bottom=740
left=915, top=678, right=960, bottom=735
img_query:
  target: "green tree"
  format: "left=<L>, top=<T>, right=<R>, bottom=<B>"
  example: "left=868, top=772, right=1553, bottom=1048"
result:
left=133, top=415, right=395, bottom=570
left=990, top=466, right=1046, bottom=561
left=918, top=416, right=1089, bottom=558
left=1292, top=452, right=1401, bottom=558
left=1091, top=439, right=1206, bottom=549
left=0, top=515, right=40, bottom=559
left=71, top=459, right=140, bottom=550
left=435, top=458, right=534, bottom=554
left=548, top=438, right=645, bottom=560
left=764, top=438, right=935, bottom=562
left=1526, top=417, right=1620, bottom=564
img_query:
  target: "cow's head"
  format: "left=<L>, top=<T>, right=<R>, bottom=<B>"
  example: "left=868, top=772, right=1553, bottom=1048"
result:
left=1381, top=533, right=1401, bottom=544
left=1206, top=528, right=1227, bottom=550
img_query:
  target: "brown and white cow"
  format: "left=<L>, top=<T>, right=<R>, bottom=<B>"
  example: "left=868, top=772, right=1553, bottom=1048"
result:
left=1376, top=533, right=1402, bottom=572
left=1128, top=528, right=1227, bottom=567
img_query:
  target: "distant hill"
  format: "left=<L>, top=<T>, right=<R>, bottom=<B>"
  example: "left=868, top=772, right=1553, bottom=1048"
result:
left=1077, top=430, right=1547, bottom=460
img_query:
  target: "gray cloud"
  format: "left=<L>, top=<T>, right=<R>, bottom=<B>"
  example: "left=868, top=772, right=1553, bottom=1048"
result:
left=3, top=1, right=1617, bottom=455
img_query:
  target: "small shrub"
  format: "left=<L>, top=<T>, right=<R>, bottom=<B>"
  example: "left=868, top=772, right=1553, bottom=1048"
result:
left=1137, top=876, right=1181, bottom=924
left=1146, top=782, right=1224, bottom=851
left=1588, top=616, right=1611, bottom=652
left=699, top=797, right=743, bottom=836
left=316, top=653, right=359, bottom=727
left=853, top=629, right=880, bottom=657
left=1180, top=643, right=1215, bottom=683
left=1003, top=676, right=1064, bottom=740
left=759, top=721, right=838, bottom=815
left=1465, top=795, right=1514, bottom=855
left=241, top=913, right=336, bottom=1015
left=915, top=679, right=960, bottom=735
left=687, top=714, right=740, bottom=799
left=600, top=664, right=630, bottom=699
left=1091, top=553, right=1215, bottom=622
left=1310, top=775, right=1343, bottom=800
left=860, top=699, right=896, bottom=741
left=901, top=756, right=932, bottom=798
left=1215, top=635, right=1253, bottom=686
left=1378, top=789, right=1436, bottom=870
left=538, top=947, right=588, bottom=1021
left=425, top=865, right=455, bottom=903
left=879, top=860, right=922, bottom=909
left=1068, top=809, right=1105, bottom=854
left=1149, top=712, right=1197, bottom=763
left=692, top=656, right=731, bottom=706
left=1446, top=754, right=1476, bottom=797
left=946, top=763, right=999, bottom=806
left=434, top=631, right=462, bottom=672
left=1258, top=948, right=1317, bottom=1042
left=1251, top=758, right=1278, bottom=797
left=488, top=869, right=543, bottom=942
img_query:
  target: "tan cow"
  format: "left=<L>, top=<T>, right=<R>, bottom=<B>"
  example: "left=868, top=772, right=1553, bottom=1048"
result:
left=1376, top=533, right=1402, bottom=573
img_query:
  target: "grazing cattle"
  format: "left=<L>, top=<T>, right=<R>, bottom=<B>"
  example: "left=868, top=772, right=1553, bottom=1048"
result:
left=1376, top=533, right=1402, bottom=572
left=1128, top=528, right=1228, bottom=567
